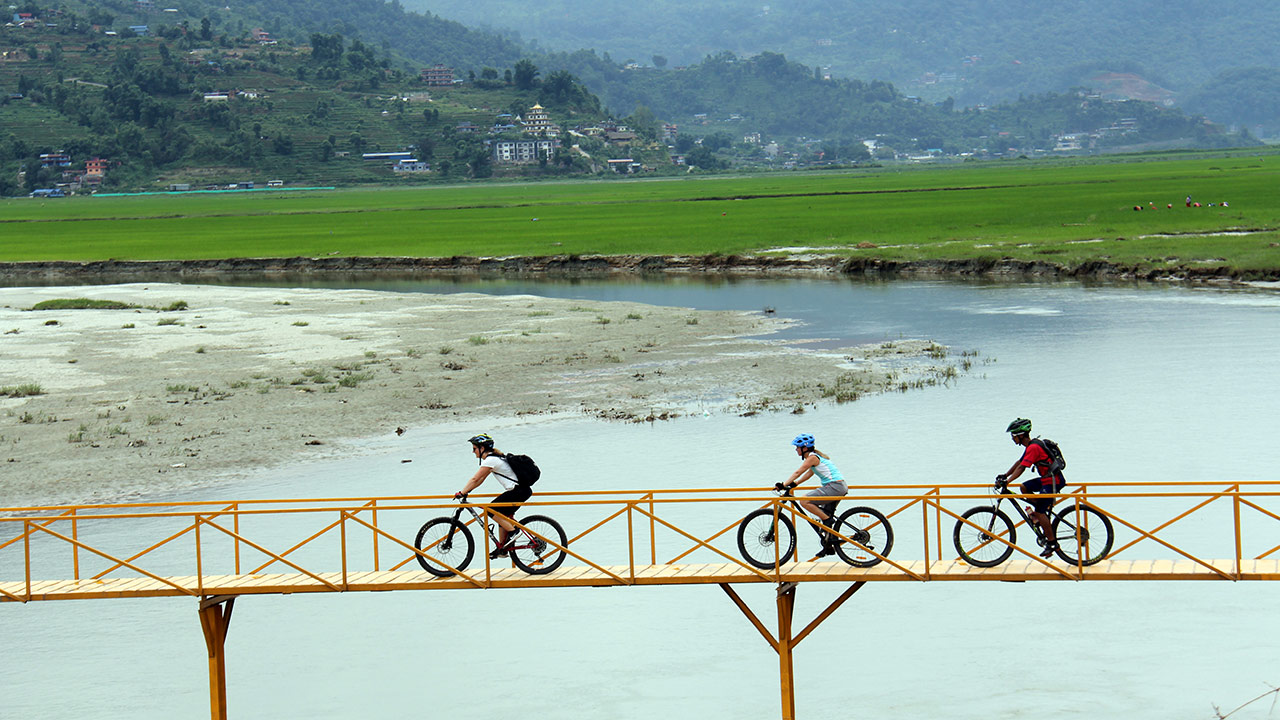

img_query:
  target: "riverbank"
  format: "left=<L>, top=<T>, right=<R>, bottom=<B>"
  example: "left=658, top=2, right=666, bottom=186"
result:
left=0, top=283, right=963, bottom=508
left=0, top=251, right=1275, bottom=284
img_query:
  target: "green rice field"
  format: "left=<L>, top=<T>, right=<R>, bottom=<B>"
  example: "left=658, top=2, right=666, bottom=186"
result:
left=3, top=151, right=1279, bottom=273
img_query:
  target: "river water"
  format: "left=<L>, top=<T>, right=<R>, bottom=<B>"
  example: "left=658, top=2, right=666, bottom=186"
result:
left=4, top=277, right=1280, bottom=719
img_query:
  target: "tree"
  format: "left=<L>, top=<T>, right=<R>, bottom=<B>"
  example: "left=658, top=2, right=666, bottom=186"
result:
left=685, top=145, right=720, bottom=170
left=625, top=104, right=658, bottom=140
left=199, top=17, right=212, bottom=41
left=513, top=59, right=540, bottom=90
left=309, top=33, right=344, bottom=64
left=652, top=55, right=667, bottom=69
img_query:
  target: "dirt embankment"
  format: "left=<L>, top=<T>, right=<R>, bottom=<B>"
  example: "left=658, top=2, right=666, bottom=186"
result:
left=0, top=253, right=1274, bottom=283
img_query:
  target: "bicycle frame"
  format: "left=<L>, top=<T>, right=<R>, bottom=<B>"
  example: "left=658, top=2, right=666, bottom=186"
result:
left=776, top=488, right=840, bottom=544
left=451, top=502, right=535, bottom=553
left=990, top=484, right=1055, bottom=544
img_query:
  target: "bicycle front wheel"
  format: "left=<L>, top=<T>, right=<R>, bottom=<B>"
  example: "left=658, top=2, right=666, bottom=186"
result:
left=737, top=509, right=796, bottom=569
left=954, top=507, right=1016, bottom=568
left=832, top=506, right=894, bottom=568
left=508, top=515, right=568, bottom=575
left=414, top=517, right=474, bottom=577
left=1052, top=504, right=1114, bottom=566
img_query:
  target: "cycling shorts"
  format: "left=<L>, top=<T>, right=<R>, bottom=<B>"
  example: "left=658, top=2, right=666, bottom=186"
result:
left=1020, top=477, right=1063, bottom=514
left=491, top=485, right=532, bottom=517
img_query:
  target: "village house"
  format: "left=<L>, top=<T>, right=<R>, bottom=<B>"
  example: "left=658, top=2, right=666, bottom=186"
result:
left=39, top=153, right=71, bottom=168
left=420, top=65, right=455, bottom=86
left=392, top=158, right=429, bottom=173
left=606, top=158, right=642, bottom=174
left=604, top=130, right=637, bottom=145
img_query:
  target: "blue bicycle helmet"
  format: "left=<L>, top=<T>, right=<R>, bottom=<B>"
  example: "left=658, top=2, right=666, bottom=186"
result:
left=791, top=433, right=815, bottom=449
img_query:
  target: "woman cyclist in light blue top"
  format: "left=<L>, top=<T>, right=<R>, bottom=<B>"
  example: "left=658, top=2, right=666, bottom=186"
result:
left=777, top=433, right=849, bottom=556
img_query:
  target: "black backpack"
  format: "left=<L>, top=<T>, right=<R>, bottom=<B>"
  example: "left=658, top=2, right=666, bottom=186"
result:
left=499, top=453, right=541, bottom=487
left=1030, top=438, right=1066, bottom=476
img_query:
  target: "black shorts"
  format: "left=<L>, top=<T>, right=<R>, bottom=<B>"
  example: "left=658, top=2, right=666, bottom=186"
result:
left=1021, top=477, right=1064, bottom=514
left=491, top=485, right=532, bottom=517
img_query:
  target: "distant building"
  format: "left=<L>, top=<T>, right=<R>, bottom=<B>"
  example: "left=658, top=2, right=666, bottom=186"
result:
left=492, top=139, right=559, bottom=164
left=604, top=131, right=637, bottom=145
left=39, top=153, right=72, bottom=168
left=84, top=157, right=108, bottom=175
left=167, top=183, right=191, bottom=191
left=127, top=25, right=149, bottom=36
left=392, top=159, right=429, bottom=173
left=420, top=64, right=455, bottom=86
left=362, top=152, right=414, bottom=162
left=606, top=158, right=641, bottom=174
left=252, top=28, right=272, bottom=44
left=520, top=104, right=558, bottom=137
left=202, top=93, right=229, bottom=102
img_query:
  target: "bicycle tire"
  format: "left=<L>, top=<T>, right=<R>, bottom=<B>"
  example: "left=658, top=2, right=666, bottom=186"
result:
left=737, top=508, right=797, bottom=569
left=1052, top=503, right=1114, bottom=566
left=414, top=517, right=474, bottom=577
left=508, top=515, right=568, bottom=575
left=954, top=506, right=1017, bottom=568
left=832, top=506, right=894, bottom=568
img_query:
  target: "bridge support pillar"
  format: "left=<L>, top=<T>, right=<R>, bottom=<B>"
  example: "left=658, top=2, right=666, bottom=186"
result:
left=776, top=584, right=797, bottom=719
left=721, top=581, right=866, bottom=720
left=199, top=595, right=236, bottom=720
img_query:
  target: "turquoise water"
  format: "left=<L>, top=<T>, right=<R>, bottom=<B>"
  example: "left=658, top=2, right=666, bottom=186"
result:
left=4, top=277, right=1280, bottom=719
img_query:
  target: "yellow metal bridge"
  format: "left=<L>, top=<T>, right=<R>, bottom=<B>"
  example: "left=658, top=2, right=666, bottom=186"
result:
left=3, top=481, right=1278, bottom=719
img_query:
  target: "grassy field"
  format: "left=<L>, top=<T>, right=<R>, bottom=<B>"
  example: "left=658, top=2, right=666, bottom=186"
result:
left=2, top=150, right=1278, bottom=273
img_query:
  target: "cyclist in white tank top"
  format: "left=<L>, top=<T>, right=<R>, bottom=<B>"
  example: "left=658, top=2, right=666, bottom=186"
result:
left=778, top=433, right=849, bottom=556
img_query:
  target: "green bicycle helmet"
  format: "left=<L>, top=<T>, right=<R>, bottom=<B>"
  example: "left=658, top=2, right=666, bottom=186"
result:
left=1006, top=418, right=1032, bottom=435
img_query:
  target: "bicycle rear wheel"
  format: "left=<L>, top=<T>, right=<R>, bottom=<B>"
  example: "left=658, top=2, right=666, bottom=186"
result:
left=1052, top=503, right=1114, bottom=566
left=954, top=507, right=1016, bottom=568
left=832, top=506, right=894, bottom=568
left=737, top=509, right=796, bottom=569
left=414, top=517, right=474, bottom=577
left=508, top=515, right=568, bottom=575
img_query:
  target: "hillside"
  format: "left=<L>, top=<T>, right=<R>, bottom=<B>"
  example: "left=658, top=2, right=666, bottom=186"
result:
left=0, top=14, right=627, bottom=194
left=0, top=2, right=1257, bottom=194
left=405, top=0, right=1280, bottom=135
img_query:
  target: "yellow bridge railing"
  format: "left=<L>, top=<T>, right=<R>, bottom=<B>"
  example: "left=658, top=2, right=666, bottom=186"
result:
left=3, top=480, right=1279, bottom=602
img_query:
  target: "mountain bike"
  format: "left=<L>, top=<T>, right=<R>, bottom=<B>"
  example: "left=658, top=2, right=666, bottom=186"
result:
left=413, top=495, right=568, bottom=577
left=736, top=486, right=894, bottom=569
left=953, top=478, right=1114, bottom=567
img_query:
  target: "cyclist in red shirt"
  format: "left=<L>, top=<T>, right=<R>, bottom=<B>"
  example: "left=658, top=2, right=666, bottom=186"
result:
left=996, top=418, right=1066, bottom=557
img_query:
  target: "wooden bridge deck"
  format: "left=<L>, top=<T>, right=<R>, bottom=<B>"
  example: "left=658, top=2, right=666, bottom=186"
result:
left=6, top=558, right=1278, bottom=602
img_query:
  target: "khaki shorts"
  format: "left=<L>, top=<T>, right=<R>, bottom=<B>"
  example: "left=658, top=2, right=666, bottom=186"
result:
left=805, top=481, right=847, bottom=515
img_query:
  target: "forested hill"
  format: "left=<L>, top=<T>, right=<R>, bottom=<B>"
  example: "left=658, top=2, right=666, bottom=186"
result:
left=34, top=0, right=529, bottom=72
left=405, top=0, right=1280, bottom=130
left=32, top=0, right=1279, bottom=136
